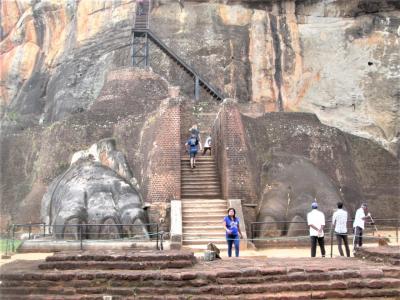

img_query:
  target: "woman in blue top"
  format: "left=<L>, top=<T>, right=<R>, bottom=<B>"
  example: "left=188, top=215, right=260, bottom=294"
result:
left=223, top=208, right=243, bottom=257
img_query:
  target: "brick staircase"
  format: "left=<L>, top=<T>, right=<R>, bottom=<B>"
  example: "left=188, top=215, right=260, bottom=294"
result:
left=1, top=255, right=400, bottom=299
left=37, top=250, right=196, bottom=271
left=181, top=155, right=227, bottom=250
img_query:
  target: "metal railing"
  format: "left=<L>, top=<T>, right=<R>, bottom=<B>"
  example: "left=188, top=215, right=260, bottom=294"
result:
left=250, top=218, right=399, bottom=245
left=4, top=222, right=164, bottom=253
left=131, top=28, right=225, bottom=101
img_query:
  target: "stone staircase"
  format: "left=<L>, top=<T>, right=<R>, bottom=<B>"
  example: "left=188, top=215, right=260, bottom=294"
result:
left=181, top=156, right=227, bottom=250
left=1, top=255, right=400, bottom=299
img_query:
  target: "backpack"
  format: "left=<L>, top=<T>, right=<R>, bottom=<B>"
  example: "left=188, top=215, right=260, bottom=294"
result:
left=188, top=137, right=198, bottom=147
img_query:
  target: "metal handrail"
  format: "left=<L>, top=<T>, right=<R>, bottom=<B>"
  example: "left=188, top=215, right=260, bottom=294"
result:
left=9, top=222, right=164, bottom=251
left=132, top=28, right=225, bottom=101
left=250, top=218, right=400, bottom=244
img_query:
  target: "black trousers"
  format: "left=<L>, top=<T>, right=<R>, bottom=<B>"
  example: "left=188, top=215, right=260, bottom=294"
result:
left=310, top=236, right=326, bottom=257
left=336, top=233, right=350, bottom=257
left=353, top=226, right=363, bottom=249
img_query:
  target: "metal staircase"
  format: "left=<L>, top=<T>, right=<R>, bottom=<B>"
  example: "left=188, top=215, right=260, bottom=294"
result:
left=132, top=0, right=150, bottom=67
left=132, top=0, right=225, bottom=101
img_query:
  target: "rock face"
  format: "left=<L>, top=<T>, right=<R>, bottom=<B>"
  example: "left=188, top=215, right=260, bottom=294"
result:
left=1, top=0, right=398, bottom=153
left=241, top=112, right=399, bottom=235
left=0, top=1, right=399, bottom=229
left=0, top=68, right=181, bottom=229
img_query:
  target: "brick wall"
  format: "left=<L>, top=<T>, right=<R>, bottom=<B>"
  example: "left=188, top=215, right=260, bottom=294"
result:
left=146, top=98, right=181, bottom=230
left=212, top=100, right=258, bottom=231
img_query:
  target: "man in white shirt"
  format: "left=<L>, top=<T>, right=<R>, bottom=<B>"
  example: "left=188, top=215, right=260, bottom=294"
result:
left=353, top=203, right=371, bottom=251
left=307, top=201, right=326, bottom=257
left=332, top=202, right=350, bottom=257
left=202, top=136, right=212, bottom=156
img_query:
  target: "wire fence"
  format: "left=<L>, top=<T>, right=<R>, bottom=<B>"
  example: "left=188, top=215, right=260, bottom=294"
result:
left=250, top=218, right=399, bottom=248
left=2, top=222, right=164, bottom=255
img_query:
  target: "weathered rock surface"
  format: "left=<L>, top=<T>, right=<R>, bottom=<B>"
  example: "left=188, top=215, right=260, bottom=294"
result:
left=241, top=112, right=399, bottom=230
left=1, top=0, right=398, bottom=153
left=0, top=68, right=180, bottom=228
left=0, top=0, right=399, bottom=229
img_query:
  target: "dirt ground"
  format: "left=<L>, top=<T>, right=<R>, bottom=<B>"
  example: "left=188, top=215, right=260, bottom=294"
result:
left=1, top=242, right=392, bottom=267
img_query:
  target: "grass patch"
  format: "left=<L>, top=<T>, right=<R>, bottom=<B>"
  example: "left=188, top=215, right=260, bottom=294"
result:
left=0, top=239, right=22, bottom=253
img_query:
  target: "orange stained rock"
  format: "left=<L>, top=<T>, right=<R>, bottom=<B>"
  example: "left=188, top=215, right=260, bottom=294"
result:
left=1, top=0, right=26, bottom=37
left=218, top=5, right=252, bottom=26
left=42, top=8, right=69, bottom=66
left=290, top=71, right=321, bottom=109
left=0, top=42, right=40, bottom=104
left=76, top=0, right=135, bottom=43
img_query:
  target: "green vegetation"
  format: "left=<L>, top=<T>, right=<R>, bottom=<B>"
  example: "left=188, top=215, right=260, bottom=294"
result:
left=0, top=239, right=22, bottom=254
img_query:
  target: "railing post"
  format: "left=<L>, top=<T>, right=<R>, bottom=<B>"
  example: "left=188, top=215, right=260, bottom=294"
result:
left=5, top=223, right=10, bottom=257
left=80, top=224, right=83, bottom=251
left=251, top=223, right=254, bottom=243
left=397, top=219, right=399, bottom=244
left=43, top=223, right=46, bottom=237
left=156, top=223, right=159, bottom=250
left=28, top=223, right=32, bottom=240
left=11, top=225, right=15, bottom=252
left=160, top=231, right=164, bottom=251
left=145, top=32, right=149, bottom=67
left=194, top=76, right=200, bottom=101
left=330, top=227, right=334, bottom=258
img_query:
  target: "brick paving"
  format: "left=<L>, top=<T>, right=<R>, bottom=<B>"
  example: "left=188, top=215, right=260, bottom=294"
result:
left=1, top=250, right=400, bottom=299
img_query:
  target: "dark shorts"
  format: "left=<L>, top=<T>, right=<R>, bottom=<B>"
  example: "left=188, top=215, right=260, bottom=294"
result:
left=190, top=150, right=197, bottom=157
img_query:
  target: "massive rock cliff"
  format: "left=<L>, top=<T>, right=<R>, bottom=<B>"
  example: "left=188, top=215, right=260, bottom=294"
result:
left=1, top=0, right=399, bottom=227
left=1, top=0, right=399, bottom=152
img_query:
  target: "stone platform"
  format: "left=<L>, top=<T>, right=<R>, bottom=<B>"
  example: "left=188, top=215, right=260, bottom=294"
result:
left=354, top=246, right=400, bottom=265
left=1, top=250, right=400, bottom=299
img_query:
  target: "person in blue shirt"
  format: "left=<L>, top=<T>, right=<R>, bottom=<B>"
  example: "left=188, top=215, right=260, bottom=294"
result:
left=223, top=208, right=243, bottom=257
left=185, top=134, right=199, bottom=169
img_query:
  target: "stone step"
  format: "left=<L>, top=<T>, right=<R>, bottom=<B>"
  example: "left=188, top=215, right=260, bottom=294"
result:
left=181, top=198, right=226, bottom=203
left=182, top=238, right=227, bottom=245
left=183, top=230, right=224, bottom=236
left=44, top=250, right=195, bottom=262
left=182, top=220, right=223, bottom=226
left=181, top=160, right=216, bottom=165
left=182, top=231, right=224, bottom=236
left=181, top=177, right=219, bottom=182
left=182, top=193, right=221, bottom=198
left=182, top=184, right=220, bottom=189
left=182, top=196, right=222, bottom=200
left=38, top=259, right=194, bottom=271
left=183, top=214, right=224, bottom=220
left=181, top=179, right=220, bottom=184
left=181, top=157, right=215, bottom=161
left=183, top=225, right=223, bottom=231
left=182, top=208, right=226, bottom=214
left=2, top=269, right=399, bottom=289
left=181, top=170, right=218, bottom=175
left=182, top=189, right=221, bottom=194
left=2, top=289, right=400, bottom=300
left=182, top=204, right=225, bottom=209
left=2, top=267, right=400, bottom=299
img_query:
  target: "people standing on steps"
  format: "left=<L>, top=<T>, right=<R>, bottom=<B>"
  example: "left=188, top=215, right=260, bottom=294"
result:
left=185, top=134, right=199, bottom=169
left=307, top=201, right=326, bottom=257
left=137, top=0, right=144, bottom=15
left=203, top=135, right=212, bottom=156
left=189, top=124, right=202, bottom=150
left=353, top=203, right=371, bottom=252
left=223, top=208, right=243, bottom=257
left=332, top=202, right=351, bottom=257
